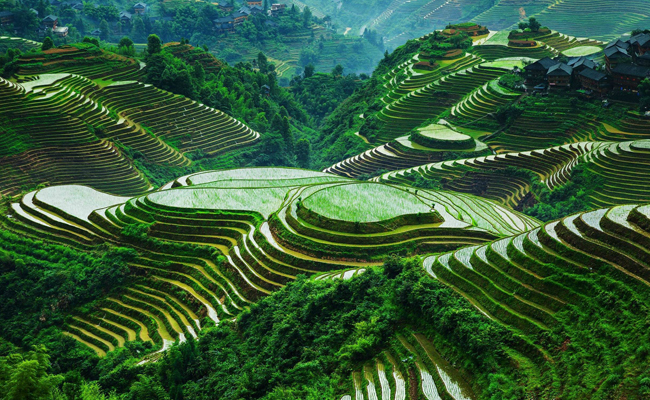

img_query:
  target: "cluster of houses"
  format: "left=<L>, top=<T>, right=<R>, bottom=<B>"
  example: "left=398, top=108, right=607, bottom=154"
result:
left=40, top=15, right=69, bottom=37
left=524, top=32, right=650, bottom=96
left=213, top=1, right=286, bottom=33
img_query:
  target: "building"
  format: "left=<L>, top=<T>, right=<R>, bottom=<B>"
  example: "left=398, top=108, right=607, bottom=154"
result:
left=217, top=2, right=234, bottom=12
left=578, top=68, right=609, bottom=95
left=270, top=3, right=286, bottom=16
left=523, top=57, right=558, bottom=83
left=630, top=33, right=650, bottom=56
left=567, top=56, right=596, bottom=72
left=213, top=15, right=234, bottom=32
left=611, top=64, right=650, bottom=92
left=53, top=26, right=68, bottom=37
left=238, top=5, right=263, bottom=15
left=247, top=0, right=262, bottom=6
left=91, top=28, right=101, bottom=36
left=637, top=52, right=650, bottom=67
left=604, top=43, right=632, bottom=72
left=232, top=11, right=248, bottom=25
left=133, top=3, right=146, bottom=14
left=547, top=63, right=573, bottom=89
left=70, top=2, right=84, bottom=11
left=120, top=11, right=133, bottom=24
left=42, top=15, right=59, bottom=29
left=0, top=11, right=14, bottom=26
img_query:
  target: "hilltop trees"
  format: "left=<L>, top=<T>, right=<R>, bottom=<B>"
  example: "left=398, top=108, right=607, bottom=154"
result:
left=147, top=34, right=162, bottom=55
left=518, top=17, right=542, bottom=32
left=41, top=37, right=54, bottom=51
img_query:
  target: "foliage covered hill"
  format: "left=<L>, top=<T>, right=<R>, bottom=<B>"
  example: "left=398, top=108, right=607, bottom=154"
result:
left=0, top=0, right=384, bottom=82
left=296, top=0, right=649, bottom=49
left=0, top=39, right=334, bottom=194
left=3, top=169, right=650, bottom=398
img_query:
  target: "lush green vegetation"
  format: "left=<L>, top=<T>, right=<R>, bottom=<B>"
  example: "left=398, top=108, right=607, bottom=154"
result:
left=523, top=164, right=605, bottom=221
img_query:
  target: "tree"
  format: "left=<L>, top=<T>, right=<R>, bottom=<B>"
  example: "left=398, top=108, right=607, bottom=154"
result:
left=528, top=17, right=541, bottom=32
left=41, top=37, right=54, bottom=51
left=0, top=346, right=64, bottom=400
left=257, top=52, right=269, bottom=73
left=302, top=6, right=312, bottom=28
left=99, top=19, right=109, bottom=40
left=332, top=64, right=343, bottom=77
left=119, top=36, right=134, bottom=48
left=303, top=63, right=315, bottom=78
left=147, top=34, right=162, bottom=55
left=295, top=138, right=310, bottom=168
left=130, top=16, right=146, bottom=42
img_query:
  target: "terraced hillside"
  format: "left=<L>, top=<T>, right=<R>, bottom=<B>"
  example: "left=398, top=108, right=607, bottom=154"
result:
left=0, top=73, right=259, bottom=196
left=422, top=202, right=650, bottom=342
left=0, top=36, right=41, bottom=53
left=375, top=61, right=509, bottom=143
left=375, top=138, right=650, bottom=211
left=164, top=43, right=225, bottom=75
left=342, top=332, right=476, bottom=400
left=325, top=123, right=489, bottom=178
left=5, top=167, right=540, bottom=356
left=12, top=43, right=144, bottom=82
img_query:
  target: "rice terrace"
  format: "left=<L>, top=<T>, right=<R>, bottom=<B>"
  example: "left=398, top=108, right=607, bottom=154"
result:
left=1, top=0, right=650, bottom=398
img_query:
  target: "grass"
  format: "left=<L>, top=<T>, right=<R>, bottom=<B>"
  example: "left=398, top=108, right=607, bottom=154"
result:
left=415, top=124, right=473, bottom=141
left=187, top=168, right=335, bottom=185
left=34, top=185, right=130, bottom=222
left=302, top=182, right=433, bottom=222
left=147, top=187, right=289, bottom=218
left=562, top=46, right=602, bottom=56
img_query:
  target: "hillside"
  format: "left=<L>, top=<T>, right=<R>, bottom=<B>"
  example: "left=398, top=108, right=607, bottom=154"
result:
left=295, top=0, right=650, bottom=50
left=2, top=14, right=650, bottom=400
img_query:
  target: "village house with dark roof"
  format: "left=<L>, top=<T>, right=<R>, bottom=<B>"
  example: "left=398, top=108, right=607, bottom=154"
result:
left=523, top=57, right=559, bottom=83
left=604, top=46, right=632, bottom=71
left=578, top=68, right=609, bottom=96
left=630, top=33, right=650, bottom=55
left=217, top=2, right=234, bottom=12
left=120, top=11, right=133, bottom=24
left=0, top=11, right=14, bottom=26
left=611, top=63, right=650, bottom=92
left=42, top=15, right=58, bottom=28
left=213, top=15, right=235, bottom=32
left=133, top=3, right=146, bottom=14
left=247, top=0, right=263, bottom=6
left=239, top=5, right=264, bottom=15
left=567, top=56, right=596, bottom=72
left=270, top=3, right=286, bottom=16
left=547, top=63, right=573, bottom=89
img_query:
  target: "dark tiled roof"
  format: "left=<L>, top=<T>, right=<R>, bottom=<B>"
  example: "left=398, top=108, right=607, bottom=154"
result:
left=134, top=2, right=147, bottom=8
left=213, top=15, right=234, bottom=23
left=42, top=14, right=58, bottom=21
left=612, top=63, right=650, bottom=78
left=606, top=39, right=630, bottom=50
left=579, top=67, right=607, bottom=81
left=630, top=33, right=650, bottom=47
left=524, top=56, right=558, bottom=71
left=547, top=63, right=573, bottom=76
left=604, top=46, right=631, bottom=59
left=0, top=11, right=14, bottom=17
left=567, top=56, right=596, bottom=70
